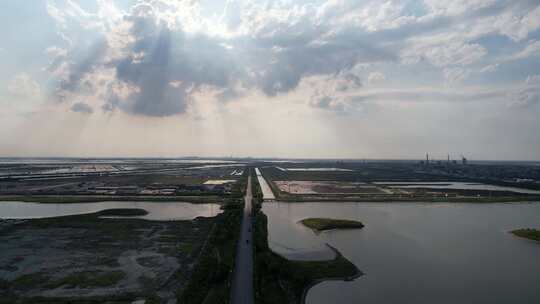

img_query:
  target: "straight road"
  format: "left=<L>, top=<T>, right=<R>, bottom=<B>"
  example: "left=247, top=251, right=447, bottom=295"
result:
left=231, top=175, right=253, bottom=304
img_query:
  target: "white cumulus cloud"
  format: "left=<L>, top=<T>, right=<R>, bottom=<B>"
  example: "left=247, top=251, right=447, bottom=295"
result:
left=7, top=74, right=42, bottom=100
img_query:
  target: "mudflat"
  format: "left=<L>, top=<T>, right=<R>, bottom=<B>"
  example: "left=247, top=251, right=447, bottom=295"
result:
left=0, top=209, right=215, bottom=303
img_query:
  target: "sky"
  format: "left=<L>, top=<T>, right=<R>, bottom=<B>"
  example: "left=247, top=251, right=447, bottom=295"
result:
left=1, top=0, right=540, bottom=160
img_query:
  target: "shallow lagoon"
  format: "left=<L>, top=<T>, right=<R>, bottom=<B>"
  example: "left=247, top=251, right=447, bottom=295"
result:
left=263, top=201, right=540, bottom=304
left=373, top=181, right=540, bottom=194
left=0, top=201, right=221, bottom=221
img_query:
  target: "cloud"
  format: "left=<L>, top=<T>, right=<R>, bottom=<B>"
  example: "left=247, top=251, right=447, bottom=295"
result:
left=46, top=0, right=243, bottom=117
left=508, top=40, right=540, bottom=61
left=44, top=0, right=399, bottom=116
left=307, top=72, right=365, bottom=113
left=309, top=94, right=357, bottom=114
left=479, top=64, right=499, bottom=73
left=70, top=102, right=94, bottom=114
left=494, top=5, right=540, bottom=41
left=508, top=75, right=540, bottom=108
left=7, top=74, right=42, bottom=100
left=443, top=67, right=471, bottom=83
left=247, top=18, right=395, bottom=96
left=423, top=0, right=497, bottom=16
left=367, top=72, right=386, bottom=84
left=526, top=75, right=540, bottom=85
left=348, top=87, right=505, bottom=104
left=402, top=39, right=487, bottom=67
left=41, top=0, right=540, bottom=118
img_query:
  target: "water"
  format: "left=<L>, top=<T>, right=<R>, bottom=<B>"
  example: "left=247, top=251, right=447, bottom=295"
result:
left=0, top=201, right=221, bottom=221
left=263, top=201, right=540, bottom=304
left=256, top=168, right=275, bottom=200
left=275, top=167, right=353, bottom=172
left=187, top=164, right=244, bottom=169
left=373, top=182, right=540, bottom=194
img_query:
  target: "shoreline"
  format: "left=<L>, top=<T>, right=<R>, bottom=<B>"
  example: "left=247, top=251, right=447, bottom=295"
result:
left=0, top=195, right=223, bottom=204
left=269, top=196, right=540, bottom=203
left=299, top=245, right=362, bottom=304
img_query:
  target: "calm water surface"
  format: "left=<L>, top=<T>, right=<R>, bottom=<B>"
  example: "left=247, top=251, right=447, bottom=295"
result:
left=374, top=182, right=540, bottom=194
left=263, top=201, right=540, bottom=304
left=256, top=167, right=276, bottom=200
left=0, top=201, right=221, bottom=221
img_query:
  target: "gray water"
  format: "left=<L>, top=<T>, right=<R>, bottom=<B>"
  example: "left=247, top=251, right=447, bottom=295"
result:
left=0, top=201, right=221, bottom=221
left=263, top=201, right=540, bottom=304
left=373, top=182, right=540, bottom=194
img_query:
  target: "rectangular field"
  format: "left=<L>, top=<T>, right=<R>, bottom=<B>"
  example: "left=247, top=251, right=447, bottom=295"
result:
left=274, top=181, right=390, bottom=195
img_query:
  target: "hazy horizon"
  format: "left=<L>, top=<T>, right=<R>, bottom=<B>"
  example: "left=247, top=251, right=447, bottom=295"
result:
left=1, top=155, right=540, bottom=163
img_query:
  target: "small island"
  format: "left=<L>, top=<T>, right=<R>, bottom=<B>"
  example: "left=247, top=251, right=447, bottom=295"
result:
left=300, top=218, right=364, bottom=232
left=96, top=208, right=149, bottom=217
left=511, top=228, right=540, bottom=242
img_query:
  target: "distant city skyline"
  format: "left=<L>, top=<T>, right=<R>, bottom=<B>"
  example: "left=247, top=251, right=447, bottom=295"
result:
left=1, top=1, right=540, bottom=160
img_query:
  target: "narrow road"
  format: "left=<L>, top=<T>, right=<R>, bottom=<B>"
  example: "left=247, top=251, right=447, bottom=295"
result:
left=231, top=175, right=253, bottom=304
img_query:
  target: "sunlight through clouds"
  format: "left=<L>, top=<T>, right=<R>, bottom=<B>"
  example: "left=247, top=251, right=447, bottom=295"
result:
left=0, top=0, right=539, bottom=159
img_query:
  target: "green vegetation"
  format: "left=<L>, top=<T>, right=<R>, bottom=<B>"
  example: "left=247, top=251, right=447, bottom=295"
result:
left=12, top=273, right=50, bottom=290
left=0, top=295, right=157, bottom=304
left=0, top=195, right=223, bottom=204
left=178, top=208, right=241, bottom=304
left=251, top=170, right=264, bottom=203
left=253, top=211, right=360, bottom=304
left=177, top=242, right=194, bottom=254
left=250, top=169, right=360, bottom=304
left=177, top=170, right=247, bottom=304
left=511, top=228, right=540, bottom=242
left=11, top=268, right=125, bottom=291
left=263, top=192, right=540, bottom=203
left=96, top=208, right=148, bottom=216
left=46, top=271, right=125, bottom=289
left=300, top=218, right=364, bottom=232
left=0, top=204, right=216, bottom=303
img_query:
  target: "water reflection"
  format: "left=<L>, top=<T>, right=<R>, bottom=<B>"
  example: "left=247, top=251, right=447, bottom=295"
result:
left=0, top=201, right=221, bottom=221
left=264, top=201, right=540, bottom=304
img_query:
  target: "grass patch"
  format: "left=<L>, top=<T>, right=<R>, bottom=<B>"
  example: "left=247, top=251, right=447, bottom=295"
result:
left=299, top=218, right=364, bottom=232
left=250, top=168, right=360, bottom=304
left=253, top=211, right=360, bottom=304
left=511, top=228, right=540, bottom=242
left=12, top=273, right=50, bottom=290
left=46, top=271, right=125, bottom=289
left=177, top=170, right=247, bottom=304
left=96, top=208, right=148, bottom=216
left=0, top=195, right=223, bottom=204
left=179, top=208, right=242, bottom=304
left=0, top=294, right=144, bottom=304
left=177, top=243, right=194, bottom=255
